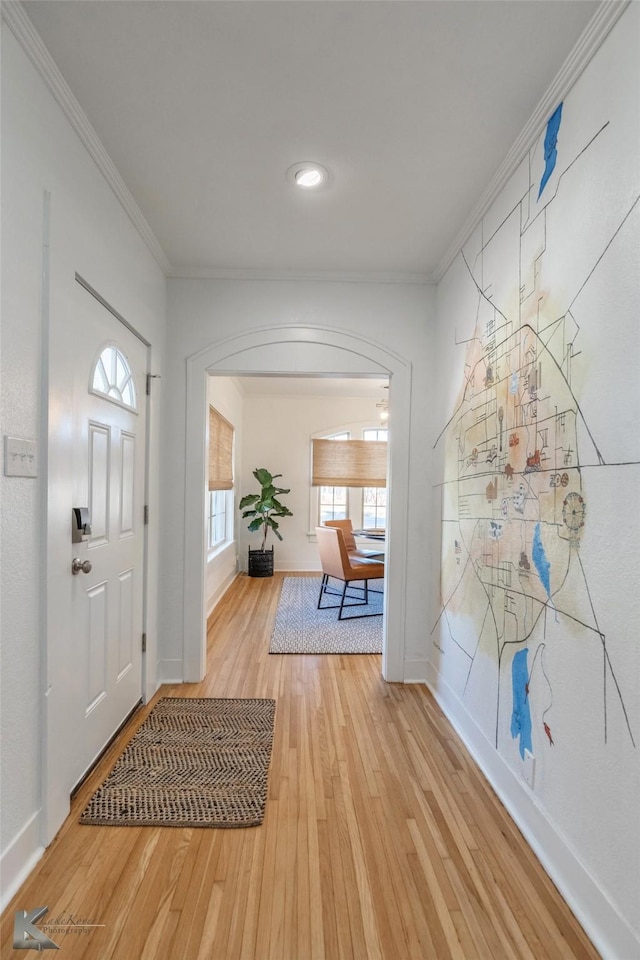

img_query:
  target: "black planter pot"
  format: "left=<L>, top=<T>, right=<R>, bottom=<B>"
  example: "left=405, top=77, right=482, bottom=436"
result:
left=248, top=547, right=274, bottom=578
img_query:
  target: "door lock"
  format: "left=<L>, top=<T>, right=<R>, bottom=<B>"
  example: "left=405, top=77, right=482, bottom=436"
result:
left=72, top=507, right=92, bottom=543
left=71, top=557, right=93, bottom=575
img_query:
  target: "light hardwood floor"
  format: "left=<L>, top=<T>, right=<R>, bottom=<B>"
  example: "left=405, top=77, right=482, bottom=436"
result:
left=2, top=573, right=600, bottom=959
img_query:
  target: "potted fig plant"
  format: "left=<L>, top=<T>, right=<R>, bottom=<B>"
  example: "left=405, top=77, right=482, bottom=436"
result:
left=239, top=467, right=293, bottom=577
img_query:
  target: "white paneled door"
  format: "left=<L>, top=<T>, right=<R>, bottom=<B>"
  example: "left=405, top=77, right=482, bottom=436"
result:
left=68, top=284, right=147, bottom=789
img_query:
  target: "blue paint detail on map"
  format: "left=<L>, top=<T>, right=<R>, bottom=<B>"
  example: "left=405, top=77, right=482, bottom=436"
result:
left=509, top=372, right=519, bottom=395
left=532, top=522, right=551, bottom=598
left=511, top=649, right=533, bottom=760
left=538, top=102, right=563, bottom=199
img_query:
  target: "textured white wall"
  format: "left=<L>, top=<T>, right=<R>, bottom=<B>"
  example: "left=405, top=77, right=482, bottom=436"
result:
left=162, top=279, right=435, bottom=675
left=431, top=7, right=639, bottom=954
left=6, top=3, right=635, bottom=947
left=238, top=394, right=382, bottom=569
left=0, top=24, right=166, bottom=889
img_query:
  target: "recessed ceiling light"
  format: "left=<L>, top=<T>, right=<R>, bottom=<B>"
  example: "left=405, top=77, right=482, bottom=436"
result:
left=296, top=168, right=324, bottom=187
left=286, top=161, right=330, bottom=189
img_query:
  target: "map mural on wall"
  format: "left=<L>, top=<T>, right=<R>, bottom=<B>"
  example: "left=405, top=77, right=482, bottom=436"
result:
left=432, top=101, right=639, bottom=763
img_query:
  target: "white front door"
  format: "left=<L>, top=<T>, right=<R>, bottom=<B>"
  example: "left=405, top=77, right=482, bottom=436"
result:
left=66, top=284, right=147, bottom=789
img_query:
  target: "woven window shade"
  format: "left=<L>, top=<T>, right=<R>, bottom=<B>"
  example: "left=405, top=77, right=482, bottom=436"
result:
left=209, top=406, right=234, bottom=491
left=312, top=439, right=387, bottom=487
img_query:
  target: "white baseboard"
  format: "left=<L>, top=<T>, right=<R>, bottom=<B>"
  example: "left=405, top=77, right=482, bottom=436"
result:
left=157, top=660, right=183, bottom=684
left=275, top=562, right=322, bottom=572
left=403, top=659, right=428, bottom=683
left=0, top=812, right=44, bottom=913
left=206, top=570, right=239, bottom=618
left=145, top=676, right=160, bottom=704
left=426, top=663, right=640, bottom=960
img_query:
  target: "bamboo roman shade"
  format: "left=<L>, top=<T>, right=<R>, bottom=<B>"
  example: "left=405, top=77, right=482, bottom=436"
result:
left=312, top=439, right=387, bottom=487
left=208, top=406, right=234, bottom=491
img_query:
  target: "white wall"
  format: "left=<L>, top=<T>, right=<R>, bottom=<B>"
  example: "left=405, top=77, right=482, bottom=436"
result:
left=0, top=23, right=166, bottom=903
left=238, top=393, right=383, bottom=570
left=430, top=7, right=640, bottom=957
left=162, top=279, right=434, bottom=682
left=6, top=4, right=634, bottom=949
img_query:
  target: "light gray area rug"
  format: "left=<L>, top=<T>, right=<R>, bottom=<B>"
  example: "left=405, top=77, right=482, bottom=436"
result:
left=270, top=576, right=383, bottom=654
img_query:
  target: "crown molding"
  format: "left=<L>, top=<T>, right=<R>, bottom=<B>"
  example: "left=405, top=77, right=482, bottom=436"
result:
left=2, top=1, right=173, bottom=276
left=167, top=266, right=435, bottom=286
left=433, top=0, right=631, bottom=283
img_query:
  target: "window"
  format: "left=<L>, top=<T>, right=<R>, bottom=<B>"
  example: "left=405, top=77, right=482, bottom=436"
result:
left=317, top=432, right=348, bottom=524
left=310, top=425, right=389, bottom=534
left=363, top=428, right=388, bottom=443
left=363, top=486, right=387, bottom=529
left=208, top=489, right=228, bottom=549
left=207, top=405, right=234, bottom=553
left=208, top=406, right=233, bottom=492
left=90, top=343, right=137, bottom=411
left=319, top=485, right=348, bottom=523
left=362, top=428, right=388, bottom=529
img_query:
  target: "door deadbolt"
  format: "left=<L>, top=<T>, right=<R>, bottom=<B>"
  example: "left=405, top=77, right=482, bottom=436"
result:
left=72, top=557, right=92, bottom=575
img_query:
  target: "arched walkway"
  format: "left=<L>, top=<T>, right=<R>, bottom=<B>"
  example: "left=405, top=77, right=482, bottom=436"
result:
left=183, top=325, right=412, bottom=682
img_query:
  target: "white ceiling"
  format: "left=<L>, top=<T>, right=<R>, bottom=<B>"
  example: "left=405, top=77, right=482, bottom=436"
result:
left=22, top=0, right=600, bottom=280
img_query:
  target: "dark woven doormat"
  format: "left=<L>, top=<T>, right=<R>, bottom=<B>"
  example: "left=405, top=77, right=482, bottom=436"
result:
left=79, top=697, right=276, bottom=828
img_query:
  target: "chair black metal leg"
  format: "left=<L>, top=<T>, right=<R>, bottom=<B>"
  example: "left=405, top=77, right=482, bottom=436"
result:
left=338, top=580, right=348, bottom=620
left=319, top=576, right=382, bottom=618
left=338, top=578, right=383, bottom=620
left=317, top=573, right=328, bottom=609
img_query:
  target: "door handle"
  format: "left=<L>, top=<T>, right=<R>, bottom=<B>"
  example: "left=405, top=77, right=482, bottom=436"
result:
left=71, top=557, right=93, bottom=575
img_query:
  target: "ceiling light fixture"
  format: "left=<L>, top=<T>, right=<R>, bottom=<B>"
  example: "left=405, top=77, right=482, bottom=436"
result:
left=296, top=168, right=323, bottom=187
left=376, top=385, right=389, bottom=424
left=286, top=161, right=330, bottom=189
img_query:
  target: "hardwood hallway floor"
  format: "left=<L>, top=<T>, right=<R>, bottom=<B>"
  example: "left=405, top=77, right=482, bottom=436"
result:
left=2, top=573, right=599, bottom=960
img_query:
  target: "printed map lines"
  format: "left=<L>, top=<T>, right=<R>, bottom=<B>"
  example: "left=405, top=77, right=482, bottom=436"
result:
left=482, top=193, right=529, bottom=254
left=465, top=119, right=608, bottom=267
left=438, top=530, right=596, bottom=747
left=446, top=329, right=601, bottom=476
left=435, top=510, right=624, bottom=748
left=568, top=193, right=640, bottom=311
left=530, top=322, right=603, bottom=464
left=433, top=268, right=509, bottom=449
left=434, top=102, right=637, bottom=759
left=441, top=608, right=475, bottom=663
left=522, top=120, right=611, bottom=235
left=461, top=248, right=511, bottom=327
left=575, top=550, right=636, bottom=747
left=526, top=641, right=554, bottom=738
left=443, top=513, right=626, bottom=749
left=431, top=536, right=476, bottom=637
left=462, top=600, right=494, bottom=697
left=461, top=317, right=605, bottom=465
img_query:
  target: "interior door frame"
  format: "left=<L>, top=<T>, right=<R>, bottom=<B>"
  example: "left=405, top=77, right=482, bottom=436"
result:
left=41, top=273, right=152, bottom=845
left=183, top=325, right=412, bottom=683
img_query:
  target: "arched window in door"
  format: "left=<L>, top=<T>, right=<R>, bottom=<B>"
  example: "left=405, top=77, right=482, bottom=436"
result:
left=90, top=343, right=138, bottom=411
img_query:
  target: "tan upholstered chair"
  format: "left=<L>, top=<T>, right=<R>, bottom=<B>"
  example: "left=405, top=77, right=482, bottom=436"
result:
left=315, top=525, right=384, bottom=620
left=323, top=519, right=384, bottom=560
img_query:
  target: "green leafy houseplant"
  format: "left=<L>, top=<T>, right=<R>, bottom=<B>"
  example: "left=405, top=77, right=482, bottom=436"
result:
left=239, top=468, right=293, bottom=552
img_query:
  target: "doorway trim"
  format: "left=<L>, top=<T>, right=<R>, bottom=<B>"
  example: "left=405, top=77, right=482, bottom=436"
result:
left=41, top=274, right=152, bottom=846
left=183, top=324, right=412, bottom=682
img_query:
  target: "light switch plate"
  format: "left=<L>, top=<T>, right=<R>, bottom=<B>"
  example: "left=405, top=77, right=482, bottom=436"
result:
left=4, top=436, right=38, bottom=477
left=522, top=749, right=535, bottom=788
